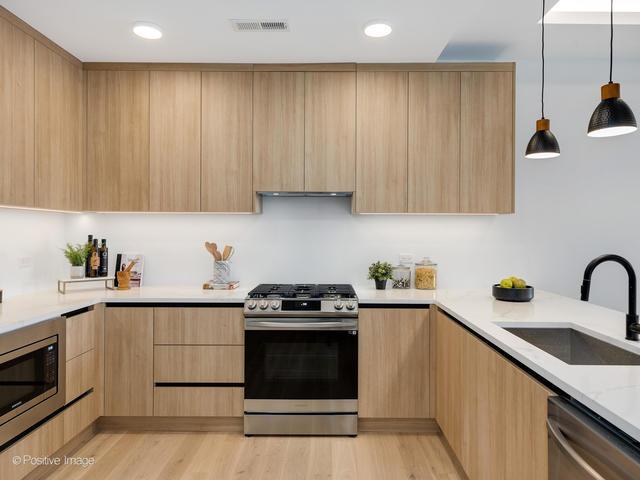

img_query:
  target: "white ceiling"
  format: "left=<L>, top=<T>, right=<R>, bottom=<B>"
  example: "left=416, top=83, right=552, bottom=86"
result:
left=1, top=0, right=639, bottom=62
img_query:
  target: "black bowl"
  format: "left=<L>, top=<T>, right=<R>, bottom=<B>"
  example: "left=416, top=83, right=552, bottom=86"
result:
left=492, top=284, right=534, bottom=302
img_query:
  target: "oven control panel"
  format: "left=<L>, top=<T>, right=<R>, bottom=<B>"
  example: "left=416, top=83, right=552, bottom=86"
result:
left=244, top=298, right=358, bottom=316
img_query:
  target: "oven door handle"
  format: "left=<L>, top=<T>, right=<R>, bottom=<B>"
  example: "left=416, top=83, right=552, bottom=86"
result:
left=246, top=320, right=357, bottom=330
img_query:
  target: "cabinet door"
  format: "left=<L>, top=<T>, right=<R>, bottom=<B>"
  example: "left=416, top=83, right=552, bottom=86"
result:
left=150, top=71, right=201, bottom=211
left=356, top=72, right=408, bottom=213
left=436, top=310, right=549, bottom=480
left=460, top=71, right=514, bottom=213
left=104, top=307, right=153, bottom=416
left=408, top=72, right=460, bottom=213
left=201, top=72, right=253, bottom=212
left=0, top=18, right=34, bottom=207
left=34, top=43, right=83, bottom=211
left=304, top=72, right=356, bottom=192
left=253, top=72, right=304, bottom=192
left=86, top=70, right=150, bottom=211
left=359, top=308, right=430, bottom=418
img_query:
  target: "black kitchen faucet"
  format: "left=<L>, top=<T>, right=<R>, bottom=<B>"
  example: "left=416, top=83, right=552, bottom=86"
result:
left=580, top=254, right=640, bottom=341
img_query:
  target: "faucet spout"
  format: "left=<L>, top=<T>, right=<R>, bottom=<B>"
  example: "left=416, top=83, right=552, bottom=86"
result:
left=580, top=254, right=639, bottom=341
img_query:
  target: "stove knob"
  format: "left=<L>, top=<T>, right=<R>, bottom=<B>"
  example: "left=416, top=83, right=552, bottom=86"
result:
left=346, top=300, right=357, bottom=310
left=334, top=300, right=344, bottom=310
left=270, top=301, right=280, bottom=310
left=259, top=300, right=269, bottom=310
left=247, top=300, right=257, bottom=310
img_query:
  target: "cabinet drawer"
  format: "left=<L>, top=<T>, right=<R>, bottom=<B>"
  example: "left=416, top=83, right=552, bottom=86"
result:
left=154, top=345, right=243, bottom=383
left=0, top=414, right=64, bottom=480
left=154, top=307, right=243, bottom=345
left=154, top=387, right=243, bottom=416
left=66, top=309, right=96, bottom=360
left=66, top=349, right=95, bottom=403
left=63, top=392, right=97, bottom=443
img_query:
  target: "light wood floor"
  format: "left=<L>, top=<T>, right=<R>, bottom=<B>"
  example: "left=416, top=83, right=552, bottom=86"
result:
left=47, top=432, right=464, bottom=480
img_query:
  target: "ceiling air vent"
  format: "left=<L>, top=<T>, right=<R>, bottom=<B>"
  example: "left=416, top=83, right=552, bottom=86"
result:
left=230, top=19, right=289, bottom=32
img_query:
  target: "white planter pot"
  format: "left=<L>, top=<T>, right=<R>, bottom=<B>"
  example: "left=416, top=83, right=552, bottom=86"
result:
left=70, top=265, right=84, bottom=279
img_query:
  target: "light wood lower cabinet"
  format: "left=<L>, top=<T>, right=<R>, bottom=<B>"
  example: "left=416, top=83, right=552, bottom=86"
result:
left=436, top=309, right=550, bottom=480
left=154, top=345, right=243, bottom=383
left=358, top=308, right=430, bottom=418
left=65, top=309, right=96, bottom=361
left=63, top=392, right=98, bottom=443
left=104, top=307, right=154, bottom=416
left=153, top=307, right=244, bottom=345
left=0, top=414, right=64, bottom=480
left=154, top=387, right=243, bottom=417
left=65, top=349, right=95, bottom=403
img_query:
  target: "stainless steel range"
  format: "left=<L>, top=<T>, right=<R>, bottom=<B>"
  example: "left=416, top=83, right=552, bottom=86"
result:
left=244, top=284, right=358, bottom=436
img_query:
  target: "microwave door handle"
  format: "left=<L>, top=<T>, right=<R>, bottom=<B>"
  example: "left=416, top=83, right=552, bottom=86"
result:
left=547, top=418, right=606, bottom=480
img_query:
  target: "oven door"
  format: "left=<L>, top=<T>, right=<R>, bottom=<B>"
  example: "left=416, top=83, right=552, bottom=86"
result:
left=244, top=319, right=357, bottom=410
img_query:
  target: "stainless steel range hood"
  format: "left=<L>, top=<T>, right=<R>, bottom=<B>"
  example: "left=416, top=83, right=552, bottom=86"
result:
left=257, top=192, right=353, bottom=197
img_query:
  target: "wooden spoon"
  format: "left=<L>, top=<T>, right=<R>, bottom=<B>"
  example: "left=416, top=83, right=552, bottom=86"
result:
left=204, top=242, right=219, bottom=258
left=222, top=245, right=232, bottom=261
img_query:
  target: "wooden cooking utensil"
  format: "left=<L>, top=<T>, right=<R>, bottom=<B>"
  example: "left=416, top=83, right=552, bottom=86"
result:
left=222, top=245, right=232, bottom=261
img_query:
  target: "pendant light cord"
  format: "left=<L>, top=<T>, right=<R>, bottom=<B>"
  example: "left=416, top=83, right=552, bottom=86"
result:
left=609, top=0, right=614, bottom=83
left=541, top=0, right=546, bottom=118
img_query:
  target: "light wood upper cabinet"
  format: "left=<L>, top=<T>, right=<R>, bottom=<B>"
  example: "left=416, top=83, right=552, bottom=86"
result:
left=253, top=72, right=305, bottom=192
left=356, top=72, right=408, bottom=213
left=104, top=307, right=154, bottom=416
left=436, top=309, right=549, bottom=480
left=150, top=71, right=201, bottom=212
left=86, top=70, right=150, bottom=211
left=408, top=72, right=461, bottom=213
left=34, top=42, right=84, bottom=211
left=201, top=72, right=253, bottom=212
left=460, top=71, right=514, bottom=214
left=359, top=308, right=430, bottom=418
left=0, top=18, right=34, bottom=208
left=304, top=72, right=356, bottom=192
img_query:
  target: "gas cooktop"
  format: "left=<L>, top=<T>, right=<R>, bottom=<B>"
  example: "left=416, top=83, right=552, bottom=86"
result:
left=245, top=284, right=358, bottom=316
left=247, top=284, right=357, bottom=299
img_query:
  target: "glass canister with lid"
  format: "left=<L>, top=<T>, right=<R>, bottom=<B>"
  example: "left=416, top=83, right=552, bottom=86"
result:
left=415, top=257, right=437, bottom=290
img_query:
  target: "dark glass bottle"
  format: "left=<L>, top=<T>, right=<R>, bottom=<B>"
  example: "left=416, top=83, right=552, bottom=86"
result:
left=99, top=239, right=109, bottom=277
left=85, top=235, right=93, bottom=277
left=90, top=239, right=100, bottom=278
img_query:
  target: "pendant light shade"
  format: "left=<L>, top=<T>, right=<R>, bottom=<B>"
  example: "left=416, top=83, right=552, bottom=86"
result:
left=526, top=119, right=560, bottom=159
left=587, top=0, right=637, bottom=138
left=525, top=0, right=560, bottom=159
left=588, top=83, right=637, bottom=137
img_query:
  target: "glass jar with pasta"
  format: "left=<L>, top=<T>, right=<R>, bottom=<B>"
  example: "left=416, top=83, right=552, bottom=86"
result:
left=415, top=258, right=437, bottom=290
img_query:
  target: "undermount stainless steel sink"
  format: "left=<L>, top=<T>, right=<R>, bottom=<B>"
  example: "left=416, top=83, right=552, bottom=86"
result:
left=504, top=327, right=640, bottom=365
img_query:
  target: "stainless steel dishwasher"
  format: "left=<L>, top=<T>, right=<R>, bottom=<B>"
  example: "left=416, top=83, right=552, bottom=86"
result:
left=548, top=397, right=640, bottom=479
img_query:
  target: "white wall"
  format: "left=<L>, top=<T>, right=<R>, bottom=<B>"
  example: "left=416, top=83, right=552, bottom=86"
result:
left=3, top=58, right=640, bottom=312
left=0, top=209, right=67, bottom=298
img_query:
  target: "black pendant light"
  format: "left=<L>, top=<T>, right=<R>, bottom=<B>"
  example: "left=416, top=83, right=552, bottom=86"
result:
left=587, top=0, right=637, bottom=137
left=526, top=0, right=560, bottom=159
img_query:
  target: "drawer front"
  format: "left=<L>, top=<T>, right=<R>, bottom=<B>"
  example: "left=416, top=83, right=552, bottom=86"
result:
left=66, top=309, right=96, bottom=360
left=63, top=392, right=97, bottom=443
left=154, top=345, right=243, bottom=383
left=66, top=349, right=95, bottom=403
left=154, top=387, right=243, bottom=416
left=154, top=307, right=244, bottom=345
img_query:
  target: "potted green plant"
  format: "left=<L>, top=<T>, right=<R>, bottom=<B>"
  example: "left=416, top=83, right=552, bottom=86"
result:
left=368, top=261, right=394, bottom=290
left=62, top=243, right=89, bottom=279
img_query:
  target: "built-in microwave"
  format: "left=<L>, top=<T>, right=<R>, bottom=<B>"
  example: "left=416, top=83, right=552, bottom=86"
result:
left=0, top=317, right=66, bottom=446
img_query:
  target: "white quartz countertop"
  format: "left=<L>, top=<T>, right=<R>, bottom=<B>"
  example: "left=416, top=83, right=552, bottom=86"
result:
left=2, top=284, right=640, bottom=441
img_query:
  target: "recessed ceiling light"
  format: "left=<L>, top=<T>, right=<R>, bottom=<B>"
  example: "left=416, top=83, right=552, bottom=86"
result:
left=363, top=21, right=392, bottom=38
left=133, top=22, right=163, bottom=40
